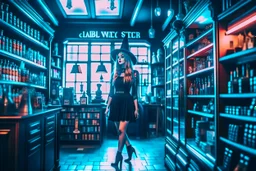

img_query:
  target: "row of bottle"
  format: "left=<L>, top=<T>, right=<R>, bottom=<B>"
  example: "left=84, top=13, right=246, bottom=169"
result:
left=0, top=2, right=47, bottom=44
left=228, top=64, right=256, bottom=93
left=0, top=30, right=47, bottom=67
left=0, top=59, right=46, bottom=87
left=193, top=99, right=214, bottom=114
left=188, top=74, right=214, bottom=95
left=173, top=63, right=184, bottom=78
left=51, top=68, right=61, bottom=79
left=224, top=98, right=256, bottom=117
left=187, top=24, right=213, bottom=42
left=0, top=85, right=46, bottom=114
left=222, top=148, right=251, bottom=171
left=188, top=54, right=213, bottom=74
left=61, top=134, right=100, bottom=141
left=61, top=126, right=100, bottom=134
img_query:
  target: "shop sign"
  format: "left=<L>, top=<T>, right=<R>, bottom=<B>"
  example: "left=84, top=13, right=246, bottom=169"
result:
left=78, top=30, right=141, bottom=39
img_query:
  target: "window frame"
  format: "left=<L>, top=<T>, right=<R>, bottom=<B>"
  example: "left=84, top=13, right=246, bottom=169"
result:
left=63, top=40, right=151, bottom=102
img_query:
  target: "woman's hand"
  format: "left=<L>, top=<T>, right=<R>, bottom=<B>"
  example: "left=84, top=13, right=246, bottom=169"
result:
left=105, top=107, right=109, bottom=117
left=134, top=109, right=139, bottom=119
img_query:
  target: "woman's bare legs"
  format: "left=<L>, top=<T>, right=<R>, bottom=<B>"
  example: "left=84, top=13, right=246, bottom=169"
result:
left=117, top=121, right=129, bottom=152
left=115, top=122, right=131, bottom=146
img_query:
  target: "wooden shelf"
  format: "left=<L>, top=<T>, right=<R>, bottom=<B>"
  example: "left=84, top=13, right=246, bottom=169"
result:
left=220, top=137, right=256, bottom=156
left=220, top=113, right=256, bottom=122
left=187, top=95, right=215, bottom=98
left=0, top=50, right=47, bottom=70
left=172, top=58, right=184, bottom=67
left=188, top=110, right=214, bottom=118
left=186, top=28, right=213, bottom=48
left=151, top=62, right=164, bottom=66
left=0, top=80, right=46, bottom=89
left=9, top=0, right=54, bottom=36
left=220, top=93, right=256, bottom=98
left=217, top=0, right=252, bottom=20
left=187, top=66, right=214, bottom=78
left=51, top=65, right=62, bottom=70
left=0, top=19, right=49, bottom=50
left=52, top=55, right=62, bottom=58
left=187, top=43, right=213, bottom=59
left=219, top=47, right=256, bottom=64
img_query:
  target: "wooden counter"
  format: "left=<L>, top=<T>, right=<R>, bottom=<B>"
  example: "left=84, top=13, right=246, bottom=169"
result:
left=0, top=108, right=61, bottom=171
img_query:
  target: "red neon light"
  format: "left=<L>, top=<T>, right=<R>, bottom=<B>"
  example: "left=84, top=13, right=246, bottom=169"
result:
left=226, top=13, right=256, bottom=35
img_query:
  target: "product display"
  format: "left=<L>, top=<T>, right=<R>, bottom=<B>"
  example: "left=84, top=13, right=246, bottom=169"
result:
left=60, top=105, right=103, bottom=144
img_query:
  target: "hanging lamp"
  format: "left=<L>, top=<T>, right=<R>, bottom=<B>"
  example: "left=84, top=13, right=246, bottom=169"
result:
left=148, top=0, right=155, bottom=39
left=70, top=45, right=82, bottom=74
left=154, top=0, right=161, bottom=17
left=66, top=0, right=72, bottom=9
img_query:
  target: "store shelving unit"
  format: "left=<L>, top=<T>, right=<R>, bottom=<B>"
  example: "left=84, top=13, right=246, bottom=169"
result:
left=0, top=0, right=54, bottom=103
left=60, top=104, right=104, bottom=145
left=163, top=0, right=218, bottom=170
left=217, top=0, right=256, bottom=170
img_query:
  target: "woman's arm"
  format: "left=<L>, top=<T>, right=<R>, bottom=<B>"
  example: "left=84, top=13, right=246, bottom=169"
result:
left=106, top=75, right=114, bottom=109
left=132, top=75, right=139, bottom=111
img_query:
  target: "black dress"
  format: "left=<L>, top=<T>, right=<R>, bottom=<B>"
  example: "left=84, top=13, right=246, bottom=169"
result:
left=108, top=76, right=138, bottom=122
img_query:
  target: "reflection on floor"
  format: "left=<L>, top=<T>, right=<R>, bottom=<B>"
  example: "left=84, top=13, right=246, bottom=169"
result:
left=60, top=136, right=168, bottom=171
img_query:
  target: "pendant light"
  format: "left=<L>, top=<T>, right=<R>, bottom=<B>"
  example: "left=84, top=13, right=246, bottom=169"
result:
left=172, top=0, right=184, bottom=31
left=167, top=0, right=174, bottom=17
left=96, top=53, right=107, bottom=73
left=66, top=0, right=72, bottom=9
left=162, top=0, right=174, bottom=31
left=70, top=45, right=82, bottom=74
left=154, top=0, right=161, bottom=17
left=148, top=0, right=155, bottom=39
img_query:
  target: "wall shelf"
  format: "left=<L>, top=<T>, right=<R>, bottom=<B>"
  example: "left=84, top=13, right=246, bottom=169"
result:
left=0, top=19, right=49, bottom=50
left=220, top=137, right=256, bottom=156
left=0, top=50, right=47, bottom=70
left=220, top=113, right=256, bottom=122
left=0, top=80, right=46, bottom=89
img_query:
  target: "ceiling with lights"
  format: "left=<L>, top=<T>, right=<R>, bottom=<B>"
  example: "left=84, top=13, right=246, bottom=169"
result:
left=57, top=0, right=123, bottom=19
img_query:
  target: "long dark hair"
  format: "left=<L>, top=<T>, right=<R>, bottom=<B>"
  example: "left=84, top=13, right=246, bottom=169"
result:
left=112, top=52, right=134, bottom=84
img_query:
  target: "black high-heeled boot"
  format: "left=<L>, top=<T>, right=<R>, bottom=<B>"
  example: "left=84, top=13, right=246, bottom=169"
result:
left=111, top=151, right=123, bottom=170
left=124, top=145, right=137, bottom=162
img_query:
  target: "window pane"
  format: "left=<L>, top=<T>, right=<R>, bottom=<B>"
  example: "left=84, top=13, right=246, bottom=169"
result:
left=79, top=45, right=88, bottom=53
left=91, top=54, right=100, bottom=61
left=131, top=47, right=137, bottom=55
left=91, top=45, right=100, bottom=53
left=77, top=64, right=87, bottom=81
left=91, top=82, right=110, bottom=94
left=138, top=47, right=147, bottom=55
left=66, top=64, right=75, bottom=81
left=67, top=45, right=78, bottom=53
left=102, top=46, right=110, bottom=53
left=78, top=53, right=88, bottom=61
left=101, top=54, right=110, bottom=61
left=65, top=82, right=74, bottom=89
left=67, top=54, right=77, bottom=61
left=137, top=55, right=148, bottom=63
left=91, top=63, right=112, bottom=81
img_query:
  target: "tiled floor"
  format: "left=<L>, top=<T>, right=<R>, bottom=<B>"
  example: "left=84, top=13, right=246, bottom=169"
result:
left=60, top=136, right=168, bottom=171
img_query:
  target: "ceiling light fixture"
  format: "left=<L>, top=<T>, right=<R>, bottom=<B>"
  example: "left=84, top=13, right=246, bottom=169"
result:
left=66, top=0, right=72, bottom=9
left=162, top=0, right=174, bottom=31
left=108, top=0, right=116, bottom=11
left=154, top=0, right=161, bottom=17
left=148, top=0, right=155, bottom=38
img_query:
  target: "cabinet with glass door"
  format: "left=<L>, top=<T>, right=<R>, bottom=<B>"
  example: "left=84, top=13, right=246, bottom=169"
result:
left=217, top=0, right=256, bottom=170
left=163, top=30, right=179, bottom=171
left=183, top=1, right=216, bottom=170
